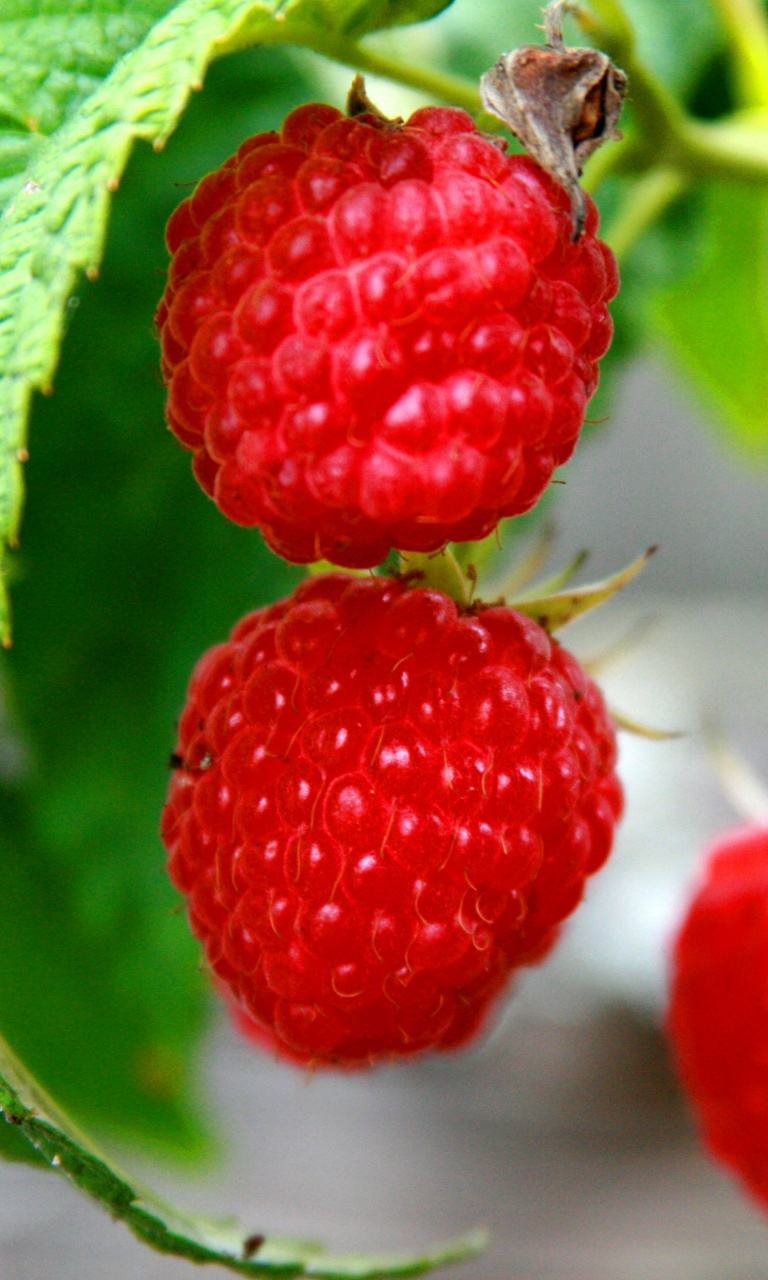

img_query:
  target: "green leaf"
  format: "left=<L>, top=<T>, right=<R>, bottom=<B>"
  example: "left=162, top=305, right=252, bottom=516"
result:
left=655, top=182, right=768, bottom=451
left=584, top=170, right=708, bottom=428
left=0, top=2, right=178, bottom=216
left=0, top=0, right=299, bottom=645
left=0, top=44, right=311, bottom=1155
left=0, top=1038, right=486, bottom=1279
left=0, top=2, right=177, bottom=137
left=281, top=0, right=454, bottom=38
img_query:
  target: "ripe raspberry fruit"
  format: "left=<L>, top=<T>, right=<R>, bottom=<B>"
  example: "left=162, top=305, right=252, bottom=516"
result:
left=668, top=825, right=768, bottom=1211
left=161, top=573, right=622, bottom=1067
left=157, top=102, right=618, bottom=568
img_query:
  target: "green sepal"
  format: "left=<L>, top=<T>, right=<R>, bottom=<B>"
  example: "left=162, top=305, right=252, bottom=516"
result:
left=509, top=547, right=656, bottom=633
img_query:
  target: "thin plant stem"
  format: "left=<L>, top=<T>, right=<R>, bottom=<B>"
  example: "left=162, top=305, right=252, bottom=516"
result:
left=710, top=0, right=768, bottom=108
left=604, top=166, right=688, bottom=263
left=222, top=18, right=485, bottom=115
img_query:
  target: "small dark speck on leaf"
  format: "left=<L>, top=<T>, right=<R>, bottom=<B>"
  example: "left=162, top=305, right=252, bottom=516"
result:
left=243, top=1234, right=265, bottom=1258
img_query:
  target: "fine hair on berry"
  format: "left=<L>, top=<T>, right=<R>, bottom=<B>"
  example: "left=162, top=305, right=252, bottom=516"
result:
left=161, top=573, right=623, bottom=1067
left=157, top=102, right=619, bottom=568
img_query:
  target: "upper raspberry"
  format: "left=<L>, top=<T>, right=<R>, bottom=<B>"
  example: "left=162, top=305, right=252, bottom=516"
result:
left=161, top=573, right=623, bottom=1067
left=157, top=103, right=618, bottom=568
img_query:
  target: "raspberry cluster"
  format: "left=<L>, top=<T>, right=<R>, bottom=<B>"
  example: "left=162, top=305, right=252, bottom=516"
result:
left=161, top=574, right=622, bottom=1066
left=159, top=86, right=625, bottom=1067
left=668, top=826, right=768, bottom=1210
left=157, top=102, right=618, bottom=568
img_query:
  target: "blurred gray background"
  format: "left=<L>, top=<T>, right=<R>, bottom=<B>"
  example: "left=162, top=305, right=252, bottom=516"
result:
left=3, top=355, right=768, bottom=1280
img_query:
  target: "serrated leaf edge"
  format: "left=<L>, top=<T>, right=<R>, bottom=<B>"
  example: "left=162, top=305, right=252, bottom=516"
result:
left=0, top=0, right=283, bottom=646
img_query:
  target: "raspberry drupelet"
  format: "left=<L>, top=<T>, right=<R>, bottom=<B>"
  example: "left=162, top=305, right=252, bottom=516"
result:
left=161, top=573, right=623, bottom=1067
left=157, top=103, right=619, bottom=568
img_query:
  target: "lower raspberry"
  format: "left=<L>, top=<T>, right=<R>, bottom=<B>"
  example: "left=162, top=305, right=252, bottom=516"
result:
left=161, top=574, right=622, bottom=1067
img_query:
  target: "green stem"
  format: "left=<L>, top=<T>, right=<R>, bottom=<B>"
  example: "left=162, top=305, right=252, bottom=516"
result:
left=0, top=1039, right=486, bottom=1280
left=397, top=548, right=471, bottom=606
left=580, top=131, right=646, bottom=191
left=710, top=0, right=768, bottom=108
left=575, top=0, right=635, bottom=60
left=675, top=110, right=768, bottom=184
left=603, top=165, right=687, bottom=262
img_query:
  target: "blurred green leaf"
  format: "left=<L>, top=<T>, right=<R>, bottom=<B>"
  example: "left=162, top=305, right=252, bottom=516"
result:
left=621, top=0, right=721, bottom=95
left=0, top=45, right=310, bottom=1156
left=655, top=181, right=768, bottom=451
left=283, top=0, right=454, bottom=38
left=584, top=173, right=708, bottom=428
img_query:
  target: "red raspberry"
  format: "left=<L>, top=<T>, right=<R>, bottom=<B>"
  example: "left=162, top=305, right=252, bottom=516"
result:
left=157, top=103, right=618, bottom=568
left=668, top=826, right=768, bottom=1210
left=161, top=573, right=622, bottom=1067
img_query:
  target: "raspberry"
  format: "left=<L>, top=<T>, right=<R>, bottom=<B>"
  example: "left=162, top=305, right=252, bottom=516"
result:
left=161, top=573, right=622, bottom=1067
left=668, top=825, right=768, bottom=1210
left=157, top=102, right=618, bottom=568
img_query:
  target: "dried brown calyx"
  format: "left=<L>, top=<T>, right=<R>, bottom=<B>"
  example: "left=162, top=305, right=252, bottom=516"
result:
left=346, top=74, right=400, bottom=124
left=480, top=0, right=627, bottom=238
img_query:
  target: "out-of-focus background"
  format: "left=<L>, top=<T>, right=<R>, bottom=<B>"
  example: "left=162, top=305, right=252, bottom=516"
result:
left=2, top=0, right=768, bottom=1275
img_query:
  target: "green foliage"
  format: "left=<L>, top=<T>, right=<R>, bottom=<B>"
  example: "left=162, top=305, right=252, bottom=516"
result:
left=655, top=182, right=768, bottom=451
left=280, top=0, right=454, bottom=39
left=578, top=2, right=768, bottom=451
left=0, top=1, right=175, bottom=210
left=0, top=2, right=176, bottom=136
left=0, top=44, right=308, bottom=1155
left=0, top=1042, right=485, bottom=1276
left=621, top=0, right=720, bottom=95
left=0, top=0, right=311, bottom=643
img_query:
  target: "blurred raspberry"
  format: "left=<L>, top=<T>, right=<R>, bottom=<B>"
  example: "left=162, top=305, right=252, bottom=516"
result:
left=669, top=825, right=768, bottom=1210
left=161, top=573, right=622, bottom=1067
left=157, top=102, right=618, bottom=567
